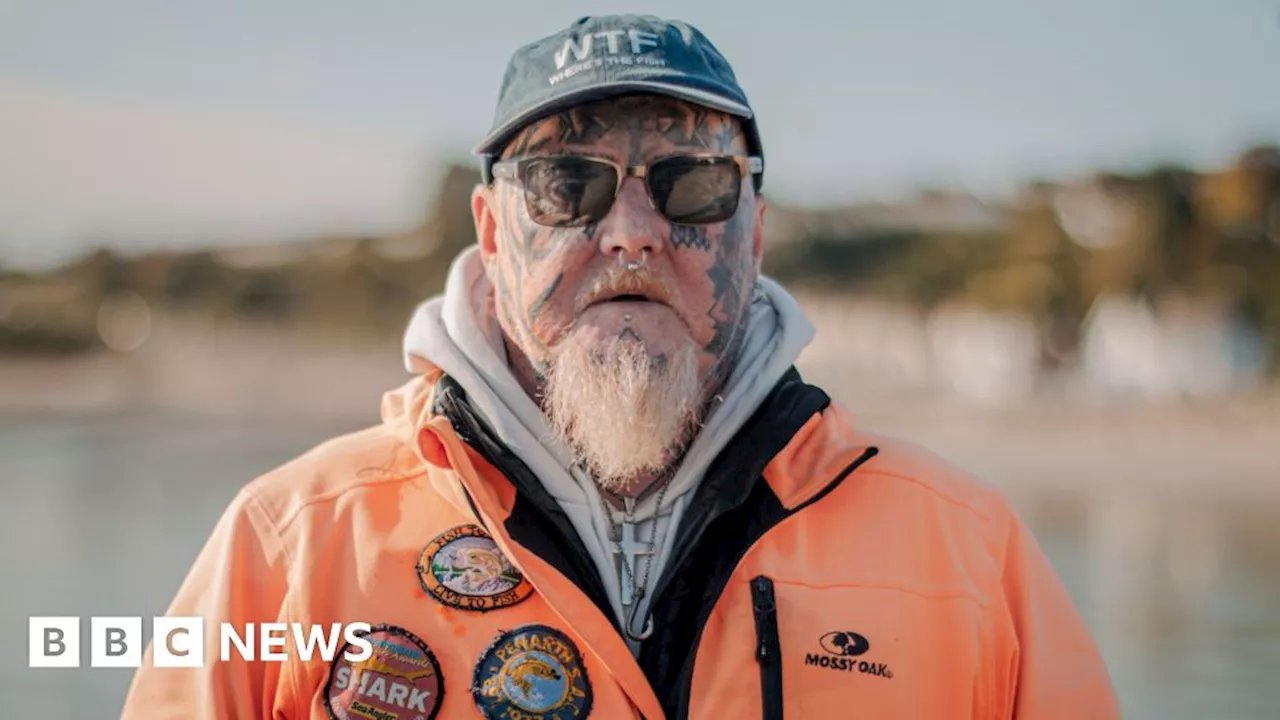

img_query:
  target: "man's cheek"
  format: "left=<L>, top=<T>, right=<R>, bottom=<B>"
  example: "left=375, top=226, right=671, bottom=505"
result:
left=673, top=264, right=716, bottom=302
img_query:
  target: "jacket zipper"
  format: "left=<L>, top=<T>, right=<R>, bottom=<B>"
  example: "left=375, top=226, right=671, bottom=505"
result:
left=751, top=575, right=783, bottom=720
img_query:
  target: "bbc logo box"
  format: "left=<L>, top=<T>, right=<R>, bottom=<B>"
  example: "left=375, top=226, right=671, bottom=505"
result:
left=29, top=616, right=203, bottom=668
left=29, top=617, right=372, bottom=667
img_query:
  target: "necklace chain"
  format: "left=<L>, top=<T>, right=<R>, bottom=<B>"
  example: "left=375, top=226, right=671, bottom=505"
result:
left=604, top=478, right=671, bottom=591
left=598, top=472, right=674, bottom=642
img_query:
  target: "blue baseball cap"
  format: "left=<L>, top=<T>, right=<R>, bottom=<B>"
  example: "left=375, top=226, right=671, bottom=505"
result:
left=474, top=14, right=765, bottom=190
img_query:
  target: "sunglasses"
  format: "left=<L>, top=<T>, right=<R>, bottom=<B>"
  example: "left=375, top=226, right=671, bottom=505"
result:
left=491, top=153, right=763, bottom=228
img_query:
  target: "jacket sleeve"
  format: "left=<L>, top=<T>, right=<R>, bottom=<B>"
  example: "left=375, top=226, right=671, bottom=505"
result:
left=999, top=510, right=1121, bottom=719
left=120, top=486, right=294, bottom=719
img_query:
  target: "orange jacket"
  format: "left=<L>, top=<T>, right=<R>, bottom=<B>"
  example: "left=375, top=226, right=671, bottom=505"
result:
left=121, top=366, right=1119, bottom=719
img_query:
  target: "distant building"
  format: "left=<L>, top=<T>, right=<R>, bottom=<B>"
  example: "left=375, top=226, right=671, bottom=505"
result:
left=1077, top=294, right=1267, bottom=399
left=1048, top=175, right=1146, bottom=250
left=926, top=302, right=1040, bottom=405
left=1195, top=149, right=1280, bottom=244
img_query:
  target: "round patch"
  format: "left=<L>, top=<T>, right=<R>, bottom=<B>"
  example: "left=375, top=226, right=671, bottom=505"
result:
left=417, top=524, right=534, bottom=611
left=472, top=625, right=593, bottom=720
left=324, top=624, right=444, bottom=720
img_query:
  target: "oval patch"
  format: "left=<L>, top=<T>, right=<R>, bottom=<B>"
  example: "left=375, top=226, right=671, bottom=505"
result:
left=820, top=630, right=871, bottom=657
left=418, top=524, right=534, bottom=611
left=324, top=624, right=444, bottom=720
left=472, top=625, right=593, bottom=720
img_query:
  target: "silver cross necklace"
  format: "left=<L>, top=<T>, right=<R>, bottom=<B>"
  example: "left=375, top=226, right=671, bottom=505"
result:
left=599, top=475, right=673, bottom=643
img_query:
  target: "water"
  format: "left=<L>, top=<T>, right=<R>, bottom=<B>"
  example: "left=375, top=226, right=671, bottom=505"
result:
left=1, top=410, right=1277, bottom=718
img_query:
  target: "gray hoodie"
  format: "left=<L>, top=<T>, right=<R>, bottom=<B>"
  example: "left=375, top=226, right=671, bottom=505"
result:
left=402, top=245, right=815, bottom=653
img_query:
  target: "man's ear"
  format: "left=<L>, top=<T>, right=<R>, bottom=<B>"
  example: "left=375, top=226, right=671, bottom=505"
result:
left=472, top=183, right=500, bottom=262
left=751, top=193, right=767, bottom=272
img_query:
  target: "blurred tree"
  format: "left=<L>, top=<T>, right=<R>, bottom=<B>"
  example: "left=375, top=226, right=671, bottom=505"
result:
left=1138, top=165, right=1201, bottom=294
left=1195, top=145, right=1280, bottom=243
left=762, top=230, right=923, bottom=294
left=0, top=324, right=98, bottom=355
left=971, top=185, right=1089, bottom=367
left=164, top=250, right=229, bottom=307
left=277, top=161, right=485, bottom=341
left=67, top=247, right=133, bottom=300
left=414, top=162, right=484, bottom=289
left=233, top=270, right=294, bottom=319
left=763, top=228, right=1007, bottom=308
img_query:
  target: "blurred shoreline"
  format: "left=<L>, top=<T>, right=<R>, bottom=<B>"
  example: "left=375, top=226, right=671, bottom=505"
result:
left=4, top=307, right=1277, bottom=504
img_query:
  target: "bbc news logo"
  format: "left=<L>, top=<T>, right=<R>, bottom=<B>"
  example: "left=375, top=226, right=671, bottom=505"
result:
left=29, top=617, right=373, bottom=668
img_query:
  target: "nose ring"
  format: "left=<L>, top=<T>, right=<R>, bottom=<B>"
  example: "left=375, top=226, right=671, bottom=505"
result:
left=620, top=248, right=648, bottom=273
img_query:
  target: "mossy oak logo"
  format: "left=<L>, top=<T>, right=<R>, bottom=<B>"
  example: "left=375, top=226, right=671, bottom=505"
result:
left=805, top=630, right=895, bottom=680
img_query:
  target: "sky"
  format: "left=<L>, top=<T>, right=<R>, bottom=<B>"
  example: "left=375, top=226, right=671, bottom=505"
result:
left=0, top=0, right=1277, bottom=269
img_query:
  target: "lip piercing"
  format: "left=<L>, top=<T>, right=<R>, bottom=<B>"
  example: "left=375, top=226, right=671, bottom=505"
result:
left=623, top=313, right=633, bottom=322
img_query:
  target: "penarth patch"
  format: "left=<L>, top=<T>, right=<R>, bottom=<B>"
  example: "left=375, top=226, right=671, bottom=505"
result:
left=417, top=524, right=535, bottom=612
left=324, top=624, right=444, bottom=720
left=471, top=624, right=593, bottom=720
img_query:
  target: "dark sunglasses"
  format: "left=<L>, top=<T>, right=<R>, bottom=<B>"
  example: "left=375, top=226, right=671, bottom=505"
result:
left=490, top=153, right=763, bottom=227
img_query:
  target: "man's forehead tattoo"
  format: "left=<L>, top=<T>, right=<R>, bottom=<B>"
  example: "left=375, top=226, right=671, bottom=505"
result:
left=501, top=95, right=747, bottom=161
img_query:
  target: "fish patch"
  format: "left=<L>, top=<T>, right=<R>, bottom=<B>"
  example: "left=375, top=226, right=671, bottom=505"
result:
left=324, top=624, right=444, bottom=720
left=472, top=624, right=592, bottom=720
left=418, top=524, right=534, bottom=612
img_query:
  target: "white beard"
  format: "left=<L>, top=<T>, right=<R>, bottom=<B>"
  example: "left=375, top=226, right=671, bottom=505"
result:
left=544, top=332, right=700, bottom=493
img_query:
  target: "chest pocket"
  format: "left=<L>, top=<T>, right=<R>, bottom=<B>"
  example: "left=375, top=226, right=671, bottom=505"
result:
left=737, top=575, right=996, bottom=719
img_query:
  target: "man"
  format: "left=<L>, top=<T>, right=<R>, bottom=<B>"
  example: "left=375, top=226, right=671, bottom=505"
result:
left=122, top=14, right=1119, bottom=719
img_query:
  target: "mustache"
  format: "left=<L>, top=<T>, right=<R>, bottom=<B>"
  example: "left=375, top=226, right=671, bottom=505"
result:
left=574, top=268, right=677, bottom=314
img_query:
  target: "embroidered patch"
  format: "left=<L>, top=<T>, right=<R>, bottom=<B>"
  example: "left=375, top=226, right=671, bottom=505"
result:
left=472, top=625, right=593, bottom=720
left=324, top=624, right=444, bottom=720
left=417, top=524, right=534, bottom=611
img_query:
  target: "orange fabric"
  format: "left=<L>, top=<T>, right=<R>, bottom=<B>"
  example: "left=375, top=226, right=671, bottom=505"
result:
left=120, top=373, right=1119, bottom=719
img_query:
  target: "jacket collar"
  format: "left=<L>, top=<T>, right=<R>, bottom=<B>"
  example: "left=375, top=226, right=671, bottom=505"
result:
left=385, top=362, right=873, bottom=534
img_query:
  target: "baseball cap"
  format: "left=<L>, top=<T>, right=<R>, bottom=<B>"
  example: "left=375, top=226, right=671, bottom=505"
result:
left=474, top=14, right=765, bottom=190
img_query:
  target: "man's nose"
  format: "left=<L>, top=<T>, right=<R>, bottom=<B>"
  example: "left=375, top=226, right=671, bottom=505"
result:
left=597, top=177, right=665, bottom=261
